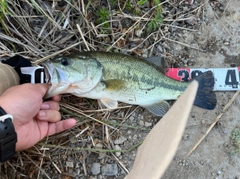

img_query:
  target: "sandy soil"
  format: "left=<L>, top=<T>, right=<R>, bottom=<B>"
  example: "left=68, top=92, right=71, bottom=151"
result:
left=163, top=0, right=240, bottom=178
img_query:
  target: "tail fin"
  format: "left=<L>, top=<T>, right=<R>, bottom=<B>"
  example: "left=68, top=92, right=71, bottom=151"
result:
left=193, top=71, right=217, bottom=110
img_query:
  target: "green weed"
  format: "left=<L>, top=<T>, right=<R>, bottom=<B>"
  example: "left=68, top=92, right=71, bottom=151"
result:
left=147, top=0, right=163, bottom=32
left=0, top=0, right=8, bottom=17
left=96, top=7, right=111, bottom=33
left=109, top=0, right=117, bottom=7
left=229, top=128, right=240, bottom=155
left=0, top=0, right=11, bottom=37
left=137, top=0, right=148, bottom=6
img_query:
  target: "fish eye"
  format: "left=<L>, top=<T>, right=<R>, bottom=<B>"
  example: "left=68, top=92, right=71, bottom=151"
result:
left=60, top=58, right=71, bottom=66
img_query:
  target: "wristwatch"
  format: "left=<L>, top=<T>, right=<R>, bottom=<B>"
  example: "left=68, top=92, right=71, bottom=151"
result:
left=0, top=107, right=17, bottom=162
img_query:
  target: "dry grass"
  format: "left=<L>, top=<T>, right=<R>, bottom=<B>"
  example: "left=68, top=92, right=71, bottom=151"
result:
left=0, top=0, right=204, bottom=178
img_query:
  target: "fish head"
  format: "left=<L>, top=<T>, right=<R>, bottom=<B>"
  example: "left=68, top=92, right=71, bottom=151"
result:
left=43, top=54, right=104, bottom=98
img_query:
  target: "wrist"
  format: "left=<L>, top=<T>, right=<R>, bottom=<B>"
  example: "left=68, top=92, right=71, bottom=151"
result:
left=0, top=98, right=10, bottom=114
left=0, top=106, right=17, bottom=162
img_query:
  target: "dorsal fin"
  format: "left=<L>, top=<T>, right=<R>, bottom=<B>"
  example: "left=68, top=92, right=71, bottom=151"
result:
left=144, top=56, right=166, bottom=74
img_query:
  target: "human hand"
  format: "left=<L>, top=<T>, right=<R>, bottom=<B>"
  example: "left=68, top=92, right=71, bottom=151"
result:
left=0, top=83, right=76, bottom=151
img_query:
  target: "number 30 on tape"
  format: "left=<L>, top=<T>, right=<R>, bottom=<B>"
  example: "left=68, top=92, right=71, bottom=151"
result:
left=165, top=67, right=240, bottom=91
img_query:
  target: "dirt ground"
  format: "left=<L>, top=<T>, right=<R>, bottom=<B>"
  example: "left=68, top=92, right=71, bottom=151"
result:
left=163, top=0, right=240, bottom=178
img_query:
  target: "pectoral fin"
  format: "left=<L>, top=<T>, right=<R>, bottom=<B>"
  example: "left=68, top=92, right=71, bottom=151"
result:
left=143, top=101, right=170, bottom=116
left=98, top=98, right=118, bottom=109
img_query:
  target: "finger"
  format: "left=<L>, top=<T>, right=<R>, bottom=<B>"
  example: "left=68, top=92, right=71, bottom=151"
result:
left=36, top=110, right=61, bottom=122
left=40, top=101, right=60, bottom=110
left=47, top=118, right=76, bottom=136
left=22, top=83, right=50, bottom=97
left=51, top=95, right=61, bottom=102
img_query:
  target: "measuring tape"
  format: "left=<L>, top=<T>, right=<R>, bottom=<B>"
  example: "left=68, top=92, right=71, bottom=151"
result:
left=165, top=67, right=240, bottom=91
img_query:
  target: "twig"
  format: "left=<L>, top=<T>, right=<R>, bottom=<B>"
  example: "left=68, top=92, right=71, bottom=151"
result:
left=38, top=141, right=143, bottom=153
left=106, top=0, right=170, bottom=51
left=32, top=41, right=83, bottom=65
left=22, top=152, right=51, bottom=179
left=76, top=24, right=90, bottom=51
left=61, top=107, right=149, bottom=130
left=187, top=91, right=240, bottom=157
left=223, top=0, right=233, bottom=14
left=37, top=137, right=48, bottom=179
left=60, top=102, right=117, bottom=130
left=51, top=161, right=62, bottom=174
left=163, top=36, right=205, bottom=52
left=112, top=154, right=130, bottom=174
left=214, top=12, right=233, bottom=37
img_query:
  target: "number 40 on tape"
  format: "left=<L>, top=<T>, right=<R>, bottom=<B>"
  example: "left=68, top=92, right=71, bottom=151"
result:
left=165, top=67, right=240, bottom=91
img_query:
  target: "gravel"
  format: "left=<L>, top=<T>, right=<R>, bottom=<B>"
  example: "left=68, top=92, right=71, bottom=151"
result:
left=114, top=136, right=127, bottom=145
left=101, top=163, right=118, bottom=176
left=90, top=163, right=101, bottom=175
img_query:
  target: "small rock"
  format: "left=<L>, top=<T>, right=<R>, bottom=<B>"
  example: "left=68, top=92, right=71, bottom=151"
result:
left=157, top=45, right=163, bottom=52
left=133, top=134, right=138, bottom=140
left=135, top=28, right=143, bottom=37
left=69, top=136, right=78, bottom=144
left=201, top=119, right=206, bottom=124
left=217, top=171, right=222, bottom=175
left=182, top=134, right=190, bottom=141
left=224, top=41, right=230, bottom=46
left=98, top=152, right=106, bottom=160
left=142, top=49, right=148, bottom=58
left=114, top=136, right=127, bottom=144
left=96, top=143, right=103, bottom=149
left=145, top=122, right=152, bottom=127
left=129, top=116, right=135, bottom=122
left=76, top=168, right=81, bottom=175
left=230, top=63, right=236, bottom=67
left=139, top=120, right=144, bottom=126
left=115, top=145, right=122, bottom=157
left=219, top=6, right=224, bottom=11
left=91, top=163, right=101, bottom=175
left=101, top=164, right=118, bottom=176
left=66, top=161, right=74, bottom=168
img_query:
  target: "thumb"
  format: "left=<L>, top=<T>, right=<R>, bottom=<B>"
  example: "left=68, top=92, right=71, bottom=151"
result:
left=22, top=83, right=50, bottom=97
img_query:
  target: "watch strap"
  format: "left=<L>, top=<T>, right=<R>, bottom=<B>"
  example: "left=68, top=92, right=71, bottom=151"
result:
left=0, top=107, right=17, bottom=162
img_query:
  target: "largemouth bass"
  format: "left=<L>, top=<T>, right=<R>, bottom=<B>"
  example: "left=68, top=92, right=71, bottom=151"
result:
left=44, top=51, right=216, bottom=116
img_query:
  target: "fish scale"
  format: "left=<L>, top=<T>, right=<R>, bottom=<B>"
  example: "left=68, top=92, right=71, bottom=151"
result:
left=93, top=52, right=187, bottom=100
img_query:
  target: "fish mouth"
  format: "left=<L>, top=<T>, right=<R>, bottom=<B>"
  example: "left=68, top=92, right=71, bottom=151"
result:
left=42, top=61, right=70, bottom=98
left=42, top=62, right=68, bottom=84
left=42, top=62, right=55, bottom=84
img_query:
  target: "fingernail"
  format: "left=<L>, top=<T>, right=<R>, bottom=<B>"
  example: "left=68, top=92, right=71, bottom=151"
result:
left=39, top=111, right=46, bottom=117
left=41, top=103, right=50, bottom=109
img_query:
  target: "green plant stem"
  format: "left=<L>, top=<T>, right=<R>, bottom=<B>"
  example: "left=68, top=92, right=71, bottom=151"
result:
left=38, top=140, right=143, bottom=153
